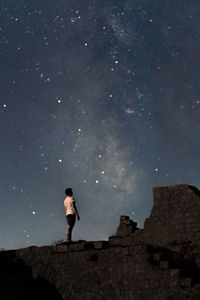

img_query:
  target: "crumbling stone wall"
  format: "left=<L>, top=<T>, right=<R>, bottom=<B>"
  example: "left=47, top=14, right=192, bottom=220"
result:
left=1, top=183, right=200, bottom=299
left=142, top=184, right=200, bottom=247
left=133, top=183, right=200, bottom=273
left=13, top=240, right=200, bottom=299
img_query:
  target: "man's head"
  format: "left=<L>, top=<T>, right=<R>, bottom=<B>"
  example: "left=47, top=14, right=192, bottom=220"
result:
left=65, top=188, right=73, bottom=197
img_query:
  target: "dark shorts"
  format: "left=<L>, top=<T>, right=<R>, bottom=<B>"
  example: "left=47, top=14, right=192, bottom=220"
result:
left=66, top=214, right=76, bottom=227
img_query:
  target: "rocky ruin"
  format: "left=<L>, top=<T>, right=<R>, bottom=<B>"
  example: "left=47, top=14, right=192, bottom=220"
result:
left=1, top=184, right=200, bottom=299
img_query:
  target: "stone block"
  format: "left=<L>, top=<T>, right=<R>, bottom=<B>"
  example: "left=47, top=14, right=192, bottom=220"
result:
left=67, top=243, right=86, bottom=251
left=31, top=265, right=42, bottom=278
left=36, top=246, right=54, bottom=255
left=180, top=278, right=192, bottom=288
left=93, top=241, right=108, bottom=249
left=17, top=247, right=31, bottom=256
left=56, top=245, right=68, bottom=252
left=153, top=253, right=160, bottom=264
left=83, top=242, right=95, bottom=250
left=160, top=261, right=169, bottom=269
left=109, top=235, right=123, bottom=246
left=169, top=269, right=179, bottom=278
left=39, top=255, right=50, bottom=264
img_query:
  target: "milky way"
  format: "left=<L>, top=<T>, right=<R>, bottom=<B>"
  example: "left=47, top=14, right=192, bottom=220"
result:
left=0, top=0, right=200, bottom=249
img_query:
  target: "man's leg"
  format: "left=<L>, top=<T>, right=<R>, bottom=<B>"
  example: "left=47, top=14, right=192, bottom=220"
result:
left=66, top=225, right=70, bottom=241
left=66, top=215, right=76, bottom=242
left=67, top=225, right=73, bottom=242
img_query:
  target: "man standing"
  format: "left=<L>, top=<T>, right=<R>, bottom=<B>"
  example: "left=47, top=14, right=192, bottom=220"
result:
left=64, top=188, right=80, bottom=242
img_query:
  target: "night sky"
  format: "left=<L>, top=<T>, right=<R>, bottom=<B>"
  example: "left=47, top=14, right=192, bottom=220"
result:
left=1, top=0, right=200, bottom=250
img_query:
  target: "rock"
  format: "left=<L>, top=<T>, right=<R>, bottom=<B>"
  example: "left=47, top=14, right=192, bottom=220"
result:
left=116, top=215, right=138, bottom=237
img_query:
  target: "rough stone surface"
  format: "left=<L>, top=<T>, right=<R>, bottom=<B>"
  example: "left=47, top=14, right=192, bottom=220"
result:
left=116, top=215, right=138, bottom=237
left=143, top=184, right=200, bottom=248
left=1, top=183, right=200, bottom=299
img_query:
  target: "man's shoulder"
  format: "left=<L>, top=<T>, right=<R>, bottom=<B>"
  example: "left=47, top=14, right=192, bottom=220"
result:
left=64, top=197, right=69, bottom=203
left=64, top=196, right=74, bottom=202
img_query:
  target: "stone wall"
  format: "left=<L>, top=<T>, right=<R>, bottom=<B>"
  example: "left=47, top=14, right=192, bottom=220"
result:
left=142, top=184, right=200, bottom=247
left=1, top=183, right=200, bottom=299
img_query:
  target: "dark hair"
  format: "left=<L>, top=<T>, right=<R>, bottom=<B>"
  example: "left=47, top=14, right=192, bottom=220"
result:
left=65, top=188, right=73, bottom=196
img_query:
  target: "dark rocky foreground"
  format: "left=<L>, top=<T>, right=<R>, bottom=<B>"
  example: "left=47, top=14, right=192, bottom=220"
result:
left=1, top=184, right=200, bottom=299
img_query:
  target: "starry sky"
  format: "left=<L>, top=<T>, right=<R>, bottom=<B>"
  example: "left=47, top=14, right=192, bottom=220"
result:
left=1, top=0, right=200, bottom=250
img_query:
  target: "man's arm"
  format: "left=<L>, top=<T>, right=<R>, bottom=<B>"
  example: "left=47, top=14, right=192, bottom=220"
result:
left=73, top=202, right=80, bottom=220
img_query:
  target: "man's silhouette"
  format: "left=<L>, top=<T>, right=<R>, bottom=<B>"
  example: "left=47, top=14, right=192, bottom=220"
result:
left=64, top=188, right=80, bottom=242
